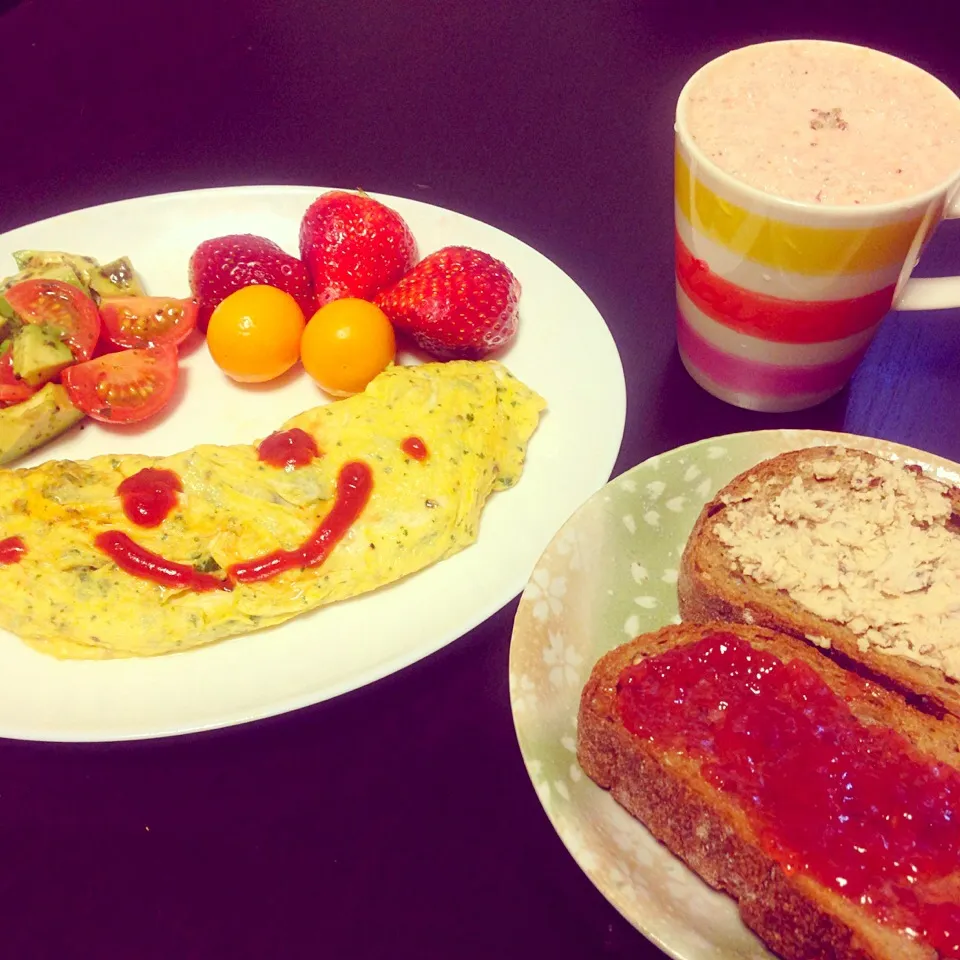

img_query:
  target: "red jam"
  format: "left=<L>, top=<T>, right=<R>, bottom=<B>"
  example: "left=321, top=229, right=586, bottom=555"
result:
left=617, top=633, right=960, bottom=956
left=94, top=531, right=232, bottom=593
left=0, top=535, right=26, bottom=565
left=228, top=460, right=373, bottom=584
left=257, top=428, right=319, bottom=469
left=401, top=436, right=428, bottom=461
left=117, top=468, right=183, bottom=527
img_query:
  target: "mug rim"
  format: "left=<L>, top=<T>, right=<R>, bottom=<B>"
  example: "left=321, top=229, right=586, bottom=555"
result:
left=675, top=38, right=960, bottom=217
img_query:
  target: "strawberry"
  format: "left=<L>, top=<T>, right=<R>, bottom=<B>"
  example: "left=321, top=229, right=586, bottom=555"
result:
left=299, top=190, right=418, bottom=306
left=375, top=246, right=520, bottom=360
left=188, top=234, right=316, bottom=331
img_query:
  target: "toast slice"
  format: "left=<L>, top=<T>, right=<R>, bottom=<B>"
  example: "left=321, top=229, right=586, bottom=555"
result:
left=678, top=446, right=960, bottom=719
left=577, top=621, right=960, bottom=960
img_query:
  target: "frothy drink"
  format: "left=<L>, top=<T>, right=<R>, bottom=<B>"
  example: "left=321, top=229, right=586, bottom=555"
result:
left=684, top=40, right=960, bottom=206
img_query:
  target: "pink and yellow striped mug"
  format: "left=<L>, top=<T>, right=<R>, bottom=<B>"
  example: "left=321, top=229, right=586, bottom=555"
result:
left=674, top=41, right=960, bottom=412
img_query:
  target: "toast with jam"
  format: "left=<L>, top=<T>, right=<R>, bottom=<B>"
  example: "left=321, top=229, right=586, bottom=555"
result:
left=678, top=447, right=960, bottom=720
left=577, top=621, right=960, bottom=960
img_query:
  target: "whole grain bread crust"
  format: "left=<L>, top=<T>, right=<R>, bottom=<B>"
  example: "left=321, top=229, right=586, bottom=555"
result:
left=677, top=447, right=960, bottom=719
left=577, top=622, right=960, bottom=960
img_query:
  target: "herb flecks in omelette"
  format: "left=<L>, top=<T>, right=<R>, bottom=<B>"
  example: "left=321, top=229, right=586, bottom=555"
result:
left=0, top=361, right=545, bottom=659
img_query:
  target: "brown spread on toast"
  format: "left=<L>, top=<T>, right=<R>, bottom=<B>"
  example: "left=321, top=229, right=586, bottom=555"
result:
left=712, top=449, right=960, bottom=679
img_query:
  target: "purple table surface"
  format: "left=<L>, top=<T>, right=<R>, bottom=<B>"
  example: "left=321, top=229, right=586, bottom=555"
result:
left=1, top=0, right=959, bottom=957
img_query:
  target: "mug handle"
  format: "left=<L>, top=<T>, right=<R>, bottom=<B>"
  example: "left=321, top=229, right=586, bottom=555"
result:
left=895, top=189, right=960, bottom=311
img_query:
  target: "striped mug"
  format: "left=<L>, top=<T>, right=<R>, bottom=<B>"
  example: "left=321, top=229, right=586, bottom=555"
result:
left=674, top=42, right=960, bottom=412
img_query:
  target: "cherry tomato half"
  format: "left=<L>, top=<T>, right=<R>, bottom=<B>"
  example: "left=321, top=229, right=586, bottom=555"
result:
left=4, top=279, right=101, bottom=362
left=62, top=345, right=178, bottom=423
left=99, top=296, right=198, bottom=350
left=0, top=347, right=37, bottom=405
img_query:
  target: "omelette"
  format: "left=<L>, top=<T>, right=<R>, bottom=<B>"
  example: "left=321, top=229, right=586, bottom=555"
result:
left=0, top=360, right=545, bottom=659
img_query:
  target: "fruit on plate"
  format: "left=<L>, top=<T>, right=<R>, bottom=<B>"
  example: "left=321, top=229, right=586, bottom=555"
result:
left=87, top=256, right=144, bottom=300
left=0, top=264, right=88, bottom=322
left=298, top=190, right=418, bottom=306
left=10, top=325, right=74, bottom=389
left=0, top=249, right=186, bottom=461
left=62, top=345, right=179, bottom=424
left=4, top=278, right=102, bottom=363
left=375, top=246, right=520, bottom=360
left=0, top=383, right=84, bottom=466
left=0, top=345, right=43, bottom=402
left=11, top=250, right=146, bottom=301
left=300, top=298, right=396, bottom=397
left=188, top=234, right=316, bottom=331
left=99, top=296, right=198, bottom=350
left=206, top=284, right=306, bottom=383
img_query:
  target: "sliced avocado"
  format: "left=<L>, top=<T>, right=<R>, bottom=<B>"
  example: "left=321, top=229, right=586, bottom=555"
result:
left=6, top=252, right=145, bottom=301
left=0, top=382, right=84, bottom=466
left=0, top=312, right=21, bottom=343
left=11, top=324, right=74, bottom=387
left=91, top=256, right=146, bottom=299
left=12, top=250, right=101, bottom=285
left=0, top=261, right=89, bottom=297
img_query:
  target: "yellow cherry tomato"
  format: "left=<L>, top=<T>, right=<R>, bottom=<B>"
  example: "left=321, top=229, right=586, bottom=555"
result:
left=206, top=285, right=306, bottom=383
left=300, top=298, right=396, bottom=397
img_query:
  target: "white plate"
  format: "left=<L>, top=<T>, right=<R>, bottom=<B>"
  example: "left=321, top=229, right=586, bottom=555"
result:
left=509, top=429, right=960, bottom=960
left=0, top=185, right=625, bottom=742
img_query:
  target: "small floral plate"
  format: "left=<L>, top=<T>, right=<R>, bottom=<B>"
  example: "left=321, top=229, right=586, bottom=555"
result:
left=509, top=428, right=960, bottom=960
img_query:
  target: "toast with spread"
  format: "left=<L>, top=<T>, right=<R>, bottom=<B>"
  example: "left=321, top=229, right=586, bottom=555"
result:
left=577, top=621, right=960, bottom=960
left=678, top=447, right=960, bottom=719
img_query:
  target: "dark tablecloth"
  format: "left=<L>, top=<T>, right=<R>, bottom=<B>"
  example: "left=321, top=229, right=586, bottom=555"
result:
left=1, top=0, right=958, bottom=956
